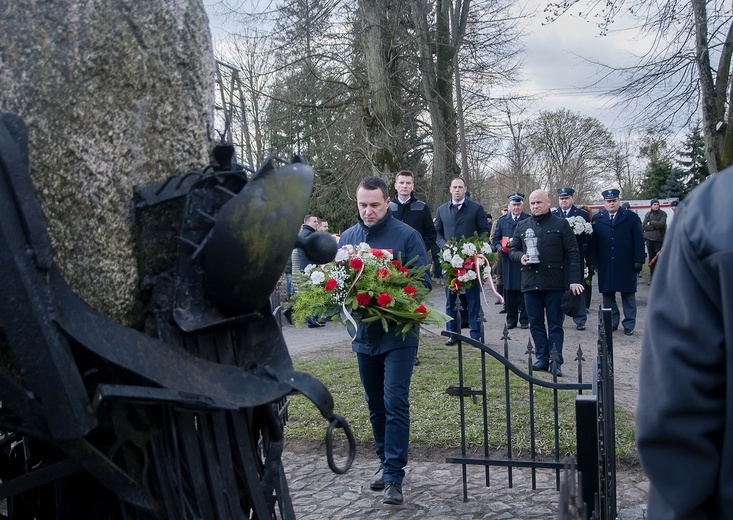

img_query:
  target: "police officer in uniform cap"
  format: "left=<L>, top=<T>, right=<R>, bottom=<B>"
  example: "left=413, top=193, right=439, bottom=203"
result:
left=492, top=192, right=530, bottom=329
left=587, top=188, right=645, bottom=335
left=552, top=187, right=591, bottom=330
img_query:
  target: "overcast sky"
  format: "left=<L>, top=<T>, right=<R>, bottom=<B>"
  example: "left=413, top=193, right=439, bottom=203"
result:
left=204, top=1, right=650, bottom=136
left=515, top=8, right=648, bottom=135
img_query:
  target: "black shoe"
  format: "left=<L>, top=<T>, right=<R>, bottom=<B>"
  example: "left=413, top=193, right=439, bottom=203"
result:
left=576, top=324, right=586, bottom=331
left=413, top=356, right=420, bottom=366
left=445, top=337, right=457, bottom=346
left=520, top=323, right=529, bottom=329
left=370, top=465, right=384, bottom=490
left=307, top=320, right=325, bottom=328
left=550, top=365, right=563, bottom=377
left=624, top=329, right=634, bottom=336
left=532, top=361, right=549, bottom=371
left=283, top=307, right=293, bottom=325
left=506, top=323, right=517, bottom=330
left=499, top=308, right=507, bottom=314
left=383, top=482, right=403, bottom=505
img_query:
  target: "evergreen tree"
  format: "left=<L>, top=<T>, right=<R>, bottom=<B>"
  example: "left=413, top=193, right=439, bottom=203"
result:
left=639, top=132, right=673, bottom=199
left=677, top=123, right=709, bottom=194
left=659, top=169, right=686, bottom=199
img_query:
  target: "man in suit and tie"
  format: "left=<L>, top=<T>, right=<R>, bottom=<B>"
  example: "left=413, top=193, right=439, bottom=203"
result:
left=552, top=187, right=591, bottom=330
left=492, top=193, right=530, bottom=330
left=587, top=189, right=645, bottom=335
left=435, top=177, right=492, bottom=344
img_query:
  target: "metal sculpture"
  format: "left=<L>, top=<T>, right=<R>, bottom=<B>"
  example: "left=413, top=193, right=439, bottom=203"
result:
left=0, top=113, right=353, bottom=518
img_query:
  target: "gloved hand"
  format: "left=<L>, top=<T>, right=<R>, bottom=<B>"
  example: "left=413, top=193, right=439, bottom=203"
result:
left=633, top=262, right=643, bottom=273
left=587, top=265, right=596, bottom=276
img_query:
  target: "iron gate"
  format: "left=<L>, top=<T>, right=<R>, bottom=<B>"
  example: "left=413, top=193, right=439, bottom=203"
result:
left=444, top=307, right=617, bottom=520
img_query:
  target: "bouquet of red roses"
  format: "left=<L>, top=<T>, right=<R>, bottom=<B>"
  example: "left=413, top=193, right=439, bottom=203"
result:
left=293, top=242, right=450, bottom=337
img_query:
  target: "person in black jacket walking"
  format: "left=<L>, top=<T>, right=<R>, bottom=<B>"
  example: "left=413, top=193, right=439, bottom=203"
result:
left=509, top=190, right=584, bottom=377
left=389, top=170, right=437, bottom=365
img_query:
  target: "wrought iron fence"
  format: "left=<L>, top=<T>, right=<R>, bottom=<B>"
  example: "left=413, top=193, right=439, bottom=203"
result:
left=443, top=305, right=617, bottom=520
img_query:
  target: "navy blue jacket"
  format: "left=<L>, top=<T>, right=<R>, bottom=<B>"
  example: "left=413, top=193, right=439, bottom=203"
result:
left=339, top=211, right=430, bottom=355
left=434, top=198, right=491, bottom=248
left=492, top=212, right=530, bottom=291
left=389, top=192, right=437, bottom=253
left=587, top=208, right=645, bottom=293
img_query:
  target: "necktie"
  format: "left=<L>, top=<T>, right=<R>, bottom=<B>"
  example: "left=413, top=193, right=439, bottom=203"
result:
left=564, top=211, right=568, bottom=218
left=454, top=203, right=461, bottom=211
left=610, top=214, right=615, bottom=223
left=513, top=216, right=518, bottom=222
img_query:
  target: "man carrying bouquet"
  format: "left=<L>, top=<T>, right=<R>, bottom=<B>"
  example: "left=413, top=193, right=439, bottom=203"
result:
left=338, top=176, right=430, bottom=506
left=435, top=177, right=492, bottom=344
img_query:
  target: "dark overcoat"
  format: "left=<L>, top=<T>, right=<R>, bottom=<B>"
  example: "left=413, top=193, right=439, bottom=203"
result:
left=587, top=208, right=645, bottom=293
left=492, top=212, right=530, bottom=291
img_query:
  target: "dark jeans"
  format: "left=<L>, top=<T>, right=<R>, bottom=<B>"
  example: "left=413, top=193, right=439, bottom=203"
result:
left=357, top=347, right=416, bottom=485
left=602, top=292, right=637, bottom=332
left=523, top=290, right=565, bottom=365
left=445, top=285, right=481, bottom=339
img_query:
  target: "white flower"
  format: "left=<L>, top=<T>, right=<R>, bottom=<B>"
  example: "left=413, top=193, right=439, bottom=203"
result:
left=357, top=242, right=371, bottom=252
left=442, top=249, right=454, bottom=262
left=303, top=264, right=316, bottom=275
left=450, top=254, right=465, bottom=268
left=310, top=271, right=325, bottom=284
left=380, top=249, right=393, bottom=260
left=481, top=242, right=492, bottom=255
left=567, top=216, right=592, bottom=236
left=461, top=242, right=477, bottom=256
left=458, top=270, right=477, bottom=282
left=334, top=248, right=350, bottom=262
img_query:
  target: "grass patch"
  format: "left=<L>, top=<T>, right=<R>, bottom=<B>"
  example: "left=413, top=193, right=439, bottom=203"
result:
left=286, top=335, right=636, bottom=457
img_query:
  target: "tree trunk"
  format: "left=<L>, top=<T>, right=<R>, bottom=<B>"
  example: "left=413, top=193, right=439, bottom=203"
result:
left=0, top=0, right=214, bottom=324
left=358, top=0, right=404, bottom=175
left=692, top=0, right=724, bottom=172
left=411, top=0, right=461, bottom=206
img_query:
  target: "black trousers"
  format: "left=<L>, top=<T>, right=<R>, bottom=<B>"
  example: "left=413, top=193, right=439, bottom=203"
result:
left=646, top=239, right=663, bottom=279
left=505, top=290, right=528, bottom=327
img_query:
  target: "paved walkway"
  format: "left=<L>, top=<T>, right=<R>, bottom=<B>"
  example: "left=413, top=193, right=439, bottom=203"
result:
left=283, top=443, right=648, bottom=519
left=280, top=277, right=651, bottom=518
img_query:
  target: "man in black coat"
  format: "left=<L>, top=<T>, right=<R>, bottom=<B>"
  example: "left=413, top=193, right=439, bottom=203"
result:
left=434, top=177, right=491, bottom=344
left=509, top=190, right=583, bottom=377
left=389, top=170, right=437, bottom=365
left=586, top=189, right=645, bottom=335
left=552, top=187, right=591, bottom=330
